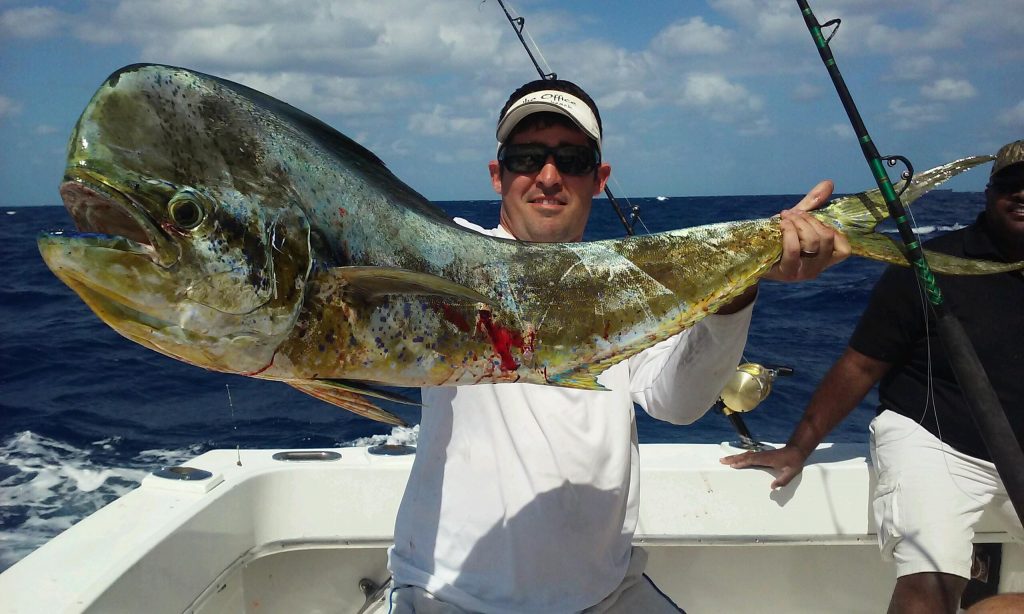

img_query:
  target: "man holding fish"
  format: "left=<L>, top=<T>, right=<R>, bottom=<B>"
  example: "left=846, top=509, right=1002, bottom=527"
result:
left=387, top=78, right=849, bottom=613
left=39, top=63, right=1016, bottom=612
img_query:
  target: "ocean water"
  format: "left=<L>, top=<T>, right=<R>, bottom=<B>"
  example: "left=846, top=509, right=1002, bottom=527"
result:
left=0, top=192, right=982, bottom=571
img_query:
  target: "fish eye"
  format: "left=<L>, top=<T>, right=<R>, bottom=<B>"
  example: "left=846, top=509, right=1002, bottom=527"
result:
left=168, top=192, right=205, bottom=230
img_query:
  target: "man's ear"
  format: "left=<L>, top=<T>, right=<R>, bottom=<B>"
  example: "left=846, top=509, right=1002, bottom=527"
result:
left=594, top=162, right=612, bottom=196
left=488, top=160, right=503, bottom=195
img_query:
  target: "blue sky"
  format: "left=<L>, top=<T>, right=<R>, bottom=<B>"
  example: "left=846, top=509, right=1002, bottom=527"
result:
left=1, top=0, right=1022, bottom=207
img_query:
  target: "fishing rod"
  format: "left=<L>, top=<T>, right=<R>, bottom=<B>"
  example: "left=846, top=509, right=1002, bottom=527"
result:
left=796, top=0, right=1024, bottom=523
left=492, top=0, right=640, bottom=236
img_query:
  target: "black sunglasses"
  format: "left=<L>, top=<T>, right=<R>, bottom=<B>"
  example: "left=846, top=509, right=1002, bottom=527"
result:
left=498, top=143, right=600, bottom=176
left=988, top=176, right=1024, bottom=194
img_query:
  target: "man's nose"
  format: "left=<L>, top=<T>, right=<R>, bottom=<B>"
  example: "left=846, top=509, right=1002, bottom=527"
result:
left=536, top=155, right=561, bottom=185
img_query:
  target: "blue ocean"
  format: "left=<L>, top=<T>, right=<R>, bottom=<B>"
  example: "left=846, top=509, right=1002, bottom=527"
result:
left=0, top=192, right=981, bottom=571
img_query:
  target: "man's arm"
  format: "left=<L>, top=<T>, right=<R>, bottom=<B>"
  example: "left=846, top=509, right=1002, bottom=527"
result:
left=719, top=347, right=891, bottom=489
left=718, top=179, right=851, bottom=314
left=631, top=306, right=753, bottom=424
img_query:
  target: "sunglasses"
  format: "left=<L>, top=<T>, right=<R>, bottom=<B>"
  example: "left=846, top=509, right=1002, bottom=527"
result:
left=498, top=143, right=600, bottom=176
left=988, top=176, right=1024, bottom=194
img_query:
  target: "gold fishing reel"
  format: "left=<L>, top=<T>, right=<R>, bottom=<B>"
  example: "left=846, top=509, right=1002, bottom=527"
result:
left=721, top=363, right=782, bottom=414
left=718, top=362, right=793, bottom=450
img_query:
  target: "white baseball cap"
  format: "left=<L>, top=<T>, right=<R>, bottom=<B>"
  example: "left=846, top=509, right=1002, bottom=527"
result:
left=496, top=89, right=602, bottom=151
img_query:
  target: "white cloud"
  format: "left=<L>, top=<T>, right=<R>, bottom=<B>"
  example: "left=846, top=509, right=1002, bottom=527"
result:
left=737, top=117, right=774, bottom=137
left=408, top=105, right=487, bottom=137
left=708, top=0, right=802, bottom=45
left=675, top=72, right=769, bottom=134
left=999, top=100, right=1024, bottom=127
left=920, top=78, right=976, bottom=101
left=0, top=6, right=66, bottom=39
left=819, top=123, right=854, bottom=140
left=894, top=55, right=939, bottom=81
left=75, top=1, right=506, bottom=76
left=222, top=71, right=418, bottom=117
left=792, top=83, right=822, bottom=101
left=599, top=89, right=654, bottom=112
left=888, top=98, right=945, bottom=130
left=33, top=124, right=59, bottom=135
left=0, top=95, right=21, bottom=120
left=680, top=73, right=762, bottom=113
left=650, top=17, right=733, bottom=57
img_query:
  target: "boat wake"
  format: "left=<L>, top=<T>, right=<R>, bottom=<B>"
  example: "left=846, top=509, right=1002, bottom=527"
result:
left=347, top=424, right=420, bottom=448
left=0, top=431, right=200, bottom=572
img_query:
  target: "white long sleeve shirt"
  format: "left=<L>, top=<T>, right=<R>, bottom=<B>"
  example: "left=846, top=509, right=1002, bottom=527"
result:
left=388, top=220, right=753, bottom=613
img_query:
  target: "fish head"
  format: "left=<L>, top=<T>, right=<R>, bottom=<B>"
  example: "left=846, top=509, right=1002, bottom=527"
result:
left=39, top=64, right=313, bottom=374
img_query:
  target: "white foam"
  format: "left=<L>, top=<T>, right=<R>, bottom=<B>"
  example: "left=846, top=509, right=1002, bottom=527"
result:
left=345, top=424, right=420, bottom=448
left=881, top=222, right=965, bottom=236
left=0, top=431, right=198, bottom=572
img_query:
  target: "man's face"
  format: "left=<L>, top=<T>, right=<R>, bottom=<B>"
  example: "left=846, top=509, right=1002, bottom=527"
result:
left=489, top=122, right=610, bottom=243
left=985, top=163, right=1024, bottom=240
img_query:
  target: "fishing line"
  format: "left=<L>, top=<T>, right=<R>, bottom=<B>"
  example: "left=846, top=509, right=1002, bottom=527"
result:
left=609, top=176, right=648, bottom=234
left=797, top=0, right=1024, bottom=523
left=887, top=205, right=978, bottom=502
left=902, top=202, right=939, bottom=428
left=226, top=384, right=241, bottom=466
left=490, top=0, right=643, bottom=237
left=905, top=206, right=977, bottom=500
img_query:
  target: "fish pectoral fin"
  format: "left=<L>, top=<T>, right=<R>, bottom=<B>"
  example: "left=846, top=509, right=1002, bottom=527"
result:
left=545, top=366, right=609, bottom=391
left=329, top=266, right=496, bottom=306
left=317, top=379, right=421, bottom=406
left=849, top=232, right=1024, bottom=275
left=287, top=380, right=408, bottom=426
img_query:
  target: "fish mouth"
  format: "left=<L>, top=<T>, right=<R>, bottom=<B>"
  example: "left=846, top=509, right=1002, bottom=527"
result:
left=58, top=168, right=177, bottom=267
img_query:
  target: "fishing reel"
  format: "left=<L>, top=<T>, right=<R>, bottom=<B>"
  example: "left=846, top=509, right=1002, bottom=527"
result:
left=716, top=363, right=793, bottom=451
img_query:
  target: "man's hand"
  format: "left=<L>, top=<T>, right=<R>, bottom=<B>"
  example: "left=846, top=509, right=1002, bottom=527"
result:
left=764, top=179, right=851, bottom=282
left=719, top=445, right=809, bottom=490
left=714, top=179, right=852, bottom=314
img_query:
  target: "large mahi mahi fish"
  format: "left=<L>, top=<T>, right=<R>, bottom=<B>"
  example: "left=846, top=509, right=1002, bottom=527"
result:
left=37, top=64, right=1017, bottom=425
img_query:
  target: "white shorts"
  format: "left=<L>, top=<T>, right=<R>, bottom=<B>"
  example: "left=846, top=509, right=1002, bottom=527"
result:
left=869, top=410, right=1024, bottom=579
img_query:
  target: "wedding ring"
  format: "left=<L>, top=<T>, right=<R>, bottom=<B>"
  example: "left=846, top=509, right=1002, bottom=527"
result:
left=799, top=250, right=818, bottom=258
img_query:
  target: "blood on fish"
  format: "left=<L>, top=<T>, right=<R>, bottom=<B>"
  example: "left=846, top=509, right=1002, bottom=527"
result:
left=440, top=304, right=470, bottom=332
left=476, top=310, right=523, bottom=372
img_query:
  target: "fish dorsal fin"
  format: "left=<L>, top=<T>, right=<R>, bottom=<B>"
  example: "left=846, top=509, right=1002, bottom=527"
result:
left=287, top=380, right=408, bottom=426
left=327, top=266, right=496, bottom=305
left=151, top=62, right=453, bottom=224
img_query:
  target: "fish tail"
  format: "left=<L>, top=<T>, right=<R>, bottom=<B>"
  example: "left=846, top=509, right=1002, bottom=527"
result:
left=817, top=155, right=1023, bottom=275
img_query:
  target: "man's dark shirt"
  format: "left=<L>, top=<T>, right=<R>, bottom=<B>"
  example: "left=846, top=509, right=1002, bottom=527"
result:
left=850, top=212, right=1024, bottom=461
